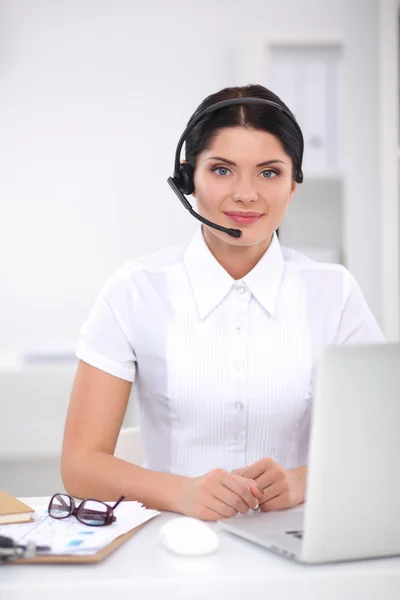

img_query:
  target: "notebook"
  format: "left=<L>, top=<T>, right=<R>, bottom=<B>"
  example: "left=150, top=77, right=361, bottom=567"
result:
left=0, top=490, right=34, bottom=525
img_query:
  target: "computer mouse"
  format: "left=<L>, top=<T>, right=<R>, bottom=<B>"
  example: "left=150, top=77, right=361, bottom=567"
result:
left=159, top=516, right=220, bottom=556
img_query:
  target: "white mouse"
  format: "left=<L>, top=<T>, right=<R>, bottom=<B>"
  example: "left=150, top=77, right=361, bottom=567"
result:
left=159, top=516, right=220, bottom=556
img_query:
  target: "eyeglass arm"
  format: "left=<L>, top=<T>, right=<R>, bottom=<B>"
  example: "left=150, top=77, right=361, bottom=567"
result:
left=111, top=495, right=125, bottom=510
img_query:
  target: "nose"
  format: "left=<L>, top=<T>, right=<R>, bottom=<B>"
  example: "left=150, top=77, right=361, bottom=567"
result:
left=231, top=178, right=258, bottom=202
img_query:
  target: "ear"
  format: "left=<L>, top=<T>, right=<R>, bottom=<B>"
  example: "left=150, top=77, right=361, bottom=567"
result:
left=190, top=162, right=196, bottom=198
left=288, top=180, right=297, bottom=204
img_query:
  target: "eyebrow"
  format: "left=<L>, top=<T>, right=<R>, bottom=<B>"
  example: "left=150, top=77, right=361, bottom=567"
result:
left=206, top=156, right=286, bottom=167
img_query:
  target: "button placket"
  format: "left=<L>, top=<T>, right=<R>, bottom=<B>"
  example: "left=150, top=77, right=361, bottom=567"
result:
left=229, top=283, right=250, bottom=465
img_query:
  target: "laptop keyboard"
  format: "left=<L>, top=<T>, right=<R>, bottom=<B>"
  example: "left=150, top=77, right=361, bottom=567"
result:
left=285, top=530, right=303, bottom=540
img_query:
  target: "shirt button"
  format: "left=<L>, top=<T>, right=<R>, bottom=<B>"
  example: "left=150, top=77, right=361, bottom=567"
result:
left=236, top=323, right=243, bottom=331
left=235, top=435, right=243, bottom=445
left=235, top=360, right=244, bottom=369
left=238, top=287, right=245, bottom=295
left=236, top=402, right=243, bottom=412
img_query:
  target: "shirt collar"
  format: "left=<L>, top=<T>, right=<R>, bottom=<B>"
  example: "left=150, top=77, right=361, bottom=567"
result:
left=183, top=226, right=284, bottom=320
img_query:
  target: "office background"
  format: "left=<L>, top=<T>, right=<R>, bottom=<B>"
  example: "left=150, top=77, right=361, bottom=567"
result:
left=0, top=0, right=399, bottom=495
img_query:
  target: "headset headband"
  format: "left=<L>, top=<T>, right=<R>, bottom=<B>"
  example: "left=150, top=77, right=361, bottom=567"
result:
left=173, top=96, right=304, bottom=184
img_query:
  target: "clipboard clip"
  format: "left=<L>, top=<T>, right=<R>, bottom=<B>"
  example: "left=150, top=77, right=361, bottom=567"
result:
left=0, top=535, right=51, bottom=563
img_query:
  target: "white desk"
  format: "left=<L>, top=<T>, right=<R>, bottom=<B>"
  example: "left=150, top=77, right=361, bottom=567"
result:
left=1, top=498, right=400, bottom=600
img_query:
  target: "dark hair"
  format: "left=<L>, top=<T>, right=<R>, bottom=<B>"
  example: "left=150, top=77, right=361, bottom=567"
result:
left=185, top=84, right=303, bottom=181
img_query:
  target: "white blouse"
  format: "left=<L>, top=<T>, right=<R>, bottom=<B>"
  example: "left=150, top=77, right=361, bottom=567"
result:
left=76, top=227, right=384, bottom=477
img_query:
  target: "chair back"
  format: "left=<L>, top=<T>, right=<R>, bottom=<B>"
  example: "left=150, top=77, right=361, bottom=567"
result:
left=114, top=426, right=143, bottom=466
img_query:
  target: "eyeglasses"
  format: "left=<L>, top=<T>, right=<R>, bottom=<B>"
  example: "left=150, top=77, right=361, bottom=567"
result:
left=48, top=493, right=125, bottom=526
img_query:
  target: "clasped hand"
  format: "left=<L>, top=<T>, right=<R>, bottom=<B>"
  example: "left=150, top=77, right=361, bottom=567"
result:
left=179, top=459, right=305, bottom=521
left=232, top=458, right=306, bottom=512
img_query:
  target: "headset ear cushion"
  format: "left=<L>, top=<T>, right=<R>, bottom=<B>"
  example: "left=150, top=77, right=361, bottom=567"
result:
left=178, top=163, right=195, bottom=195
left=296, top=168, right=304, bottom=184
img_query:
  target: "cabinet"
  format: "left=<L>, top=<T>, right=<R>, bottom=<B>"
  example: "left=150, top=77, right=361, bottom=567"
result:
left=267, top=43, right=342, bottom=178
left=236, top=8, right=399, bottom=337
left=263, top=40, right=343, bottom=264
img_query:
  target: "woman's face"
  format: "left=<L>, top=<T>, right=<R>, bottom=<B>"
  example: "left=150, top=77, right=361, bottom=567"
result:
left=192, top=126, right=296, bottom=248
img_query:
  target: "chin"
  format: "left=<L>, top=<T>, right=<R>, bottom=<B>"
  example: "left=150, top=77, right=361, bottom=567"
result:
left=204, top=224, right=273, bottom=247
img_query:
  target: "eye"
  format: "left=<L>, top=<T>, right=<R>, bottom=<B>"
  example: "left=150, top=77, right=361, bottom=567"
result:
left=211, top=166, right=231, bottom=176
left=260, top=169, right=278, bottom=179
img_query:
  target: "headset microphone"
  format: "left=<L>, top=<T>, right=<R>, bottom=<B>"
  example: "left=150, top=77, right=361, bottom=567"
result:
left=166, top=177, right=241, bottom=238
left=167, top=97, right=304, bottom=238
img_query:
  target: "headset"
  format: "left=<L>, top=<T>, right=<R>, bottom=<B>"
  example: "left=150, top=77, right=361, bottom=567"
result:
left=167, top=97, right=304, bottom=239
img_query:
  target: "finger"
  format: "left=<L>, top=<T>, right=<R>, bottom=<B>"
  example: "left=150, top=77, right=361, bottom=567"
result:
left=236, top=458, right=274, bottom=480
left=207, top=494, right=244, bottom=519
left=213, top=487, right=249, bottom=515
left=221, top=473, right=260, bottom=509
left=253, top=469, right=281, bottom=492
left=259, top=492, right=290, bottom=512
left=231, top=468, right=245, bottom=476
left=241, top=477, right=263, bottom=499
left=201, top=505, right=236, bottom=521
left=257, top=482, right=283, bottom=505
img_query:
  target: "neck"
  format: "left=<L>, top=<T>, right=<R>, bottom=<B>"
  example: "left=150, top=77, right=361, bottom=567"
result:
left=202, top=227, right=273, bottom=280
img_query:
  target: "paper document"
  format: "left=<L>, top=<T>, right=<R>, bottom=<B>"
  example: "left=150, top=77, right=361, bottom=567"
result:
left=0, top=501, right=159, bottom=556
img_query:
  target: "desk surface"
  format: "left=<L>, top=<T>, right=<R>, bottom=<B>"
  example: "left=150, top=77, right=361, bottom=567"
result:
left=1, top=498, right=400, bottom=600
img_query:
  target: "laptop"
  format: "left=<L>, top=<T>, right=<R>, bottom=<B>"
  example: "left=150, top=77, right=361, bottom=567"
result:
left=218, top=342, right=400, bottom=564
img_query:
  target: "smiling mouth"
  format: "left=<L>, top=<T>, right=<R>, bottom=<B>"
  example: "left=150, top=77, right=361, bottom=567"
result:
left=224, top=211, right=264, bottom=225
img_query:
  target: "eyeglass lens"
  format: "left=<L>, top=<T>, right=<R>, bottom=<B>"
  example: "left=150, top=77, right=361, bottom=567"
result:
left=77, top=500, right=109, bottom=525
left=49, top=493, right=72, bottom=519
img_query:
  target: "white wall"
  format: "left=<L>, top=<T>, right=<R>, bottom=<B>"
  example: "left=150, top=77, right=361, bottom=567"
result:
left=0, top=0, right=345, bottom=354
left=342, top=0, right=399, bottom=335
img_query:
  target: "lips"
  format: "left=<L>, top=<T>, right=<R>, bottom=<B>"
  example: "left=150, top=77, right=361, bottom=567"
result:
left=224, top=211, right=263, bottom=225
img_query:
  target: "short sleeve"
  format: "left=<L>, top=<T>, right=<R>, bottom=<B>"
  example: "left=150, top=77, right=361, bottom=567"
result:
left=75, top=269, right=137, bottom=382
left=334, top=270, right=386, bottom=345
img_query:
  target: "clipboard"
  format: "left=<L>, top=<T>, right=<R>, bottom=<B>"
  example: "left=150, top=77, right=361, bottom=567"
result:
left=6, top=520, right=148, bottom=565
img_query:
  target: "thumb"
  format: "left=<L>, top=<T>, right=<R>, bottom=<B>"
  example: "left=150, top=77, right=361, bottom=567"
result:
left=241, top=477, right=263, bottom=498
left=231, top=468, right=245, bottom=476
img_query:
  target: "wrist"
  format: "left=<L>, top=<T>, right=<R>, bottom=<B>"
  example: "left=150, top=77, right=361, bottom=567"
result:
left=137, top=470, right=189, bottom=514
left=165, top=473, right=191, bottom=515
left=288, top=466, right=308, bottom=504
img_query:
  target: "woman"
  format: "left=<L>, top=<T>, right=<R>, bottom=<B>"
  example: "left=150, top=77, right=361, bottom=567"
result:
left=61, top=84, right=384, bottom=521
